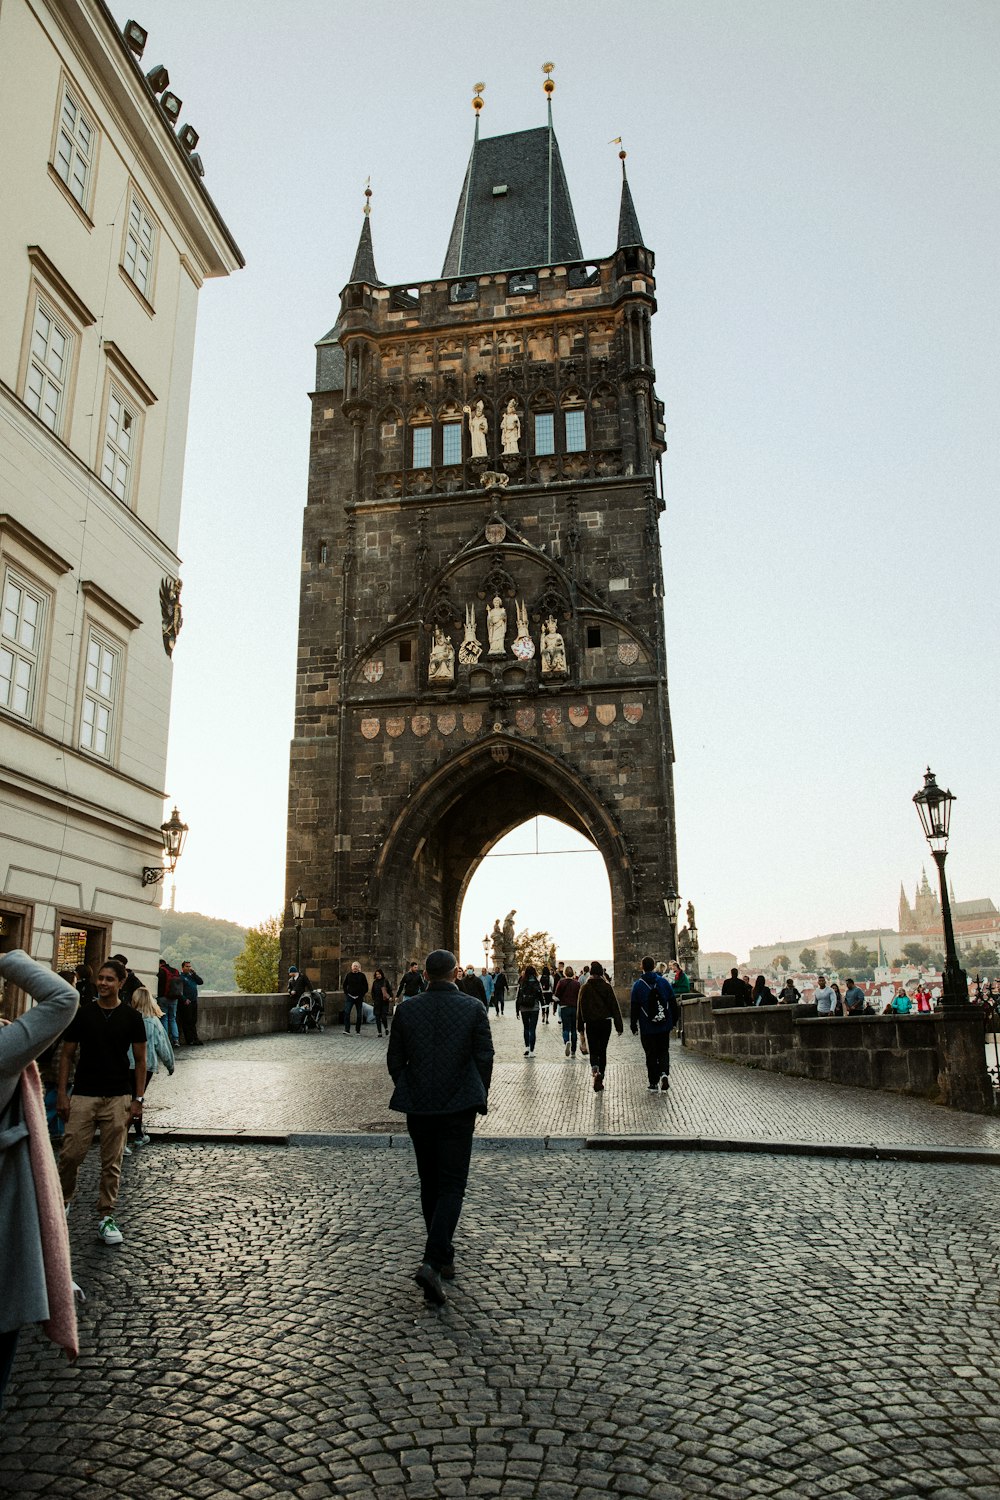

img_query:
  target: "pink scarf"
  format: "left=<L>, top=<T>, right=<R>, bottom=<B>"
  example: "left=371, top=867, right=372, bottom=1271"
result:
left=21, top=1062, right=77, bottom=1361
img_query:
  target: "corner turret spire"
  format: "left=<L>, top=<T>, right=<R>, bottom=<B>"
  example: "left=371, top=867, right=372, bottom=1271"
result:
left=616, top=147, right=646, bottom=249
left=347, top=182, right=383, bottom=286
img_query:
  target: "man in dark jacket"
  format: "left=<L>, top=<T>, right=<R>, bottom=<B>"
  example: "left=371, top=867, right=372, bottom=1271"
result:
left=720, top=968, right=752, bottom=1006
left=157, top=958, right=182, bottom=1045
left=630, top=956, right=678, bottom=1091
left=342, top=961, right=369, bottom=1034
left=387, top=949, right=494, bottom=1306
left=395, top=962, right=425, bottom=999
left=457, top=966, right=488, bottom=1007
left=179, top=961, right=204, bottom=1045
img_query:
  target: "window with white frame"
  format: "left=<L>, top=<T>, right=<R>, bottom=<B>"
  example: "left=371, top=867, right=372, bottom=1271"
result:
left=25, top=299, right=70, bottom=433
left=411, top=426, right=432, bottom=469
left=100, top=385, right=137, bottom=503
left=123, top=193, right=156, bottom=300
left=0, top=572, right=45, bottom=721
left=80, top=630, right=119, bottom=759
left=565, top=408, right=586, bottom=453
left=534, top=411, right=555, bottom=456
left=53, top=86, right=95, bottom=210
left=442, top=421, right=462, bottom=465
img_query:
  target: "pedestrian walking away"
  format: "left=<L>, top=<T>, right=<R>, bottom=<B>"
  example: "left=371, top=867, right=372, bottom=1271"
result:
left=577, top=962, right=623, bottom=1091
left=554, top=965, right=581, bottom=1056
left=156, top=958, right=183, bottom=1045
left=127, top=986, right=175, bottom=1144
left=386, top=949, right=494, bottom=1307
left=491, top=969, right=507, bottom=1015
left=57, top=958, right=147, bottom=1245
left=0, top=950, right=80, bottom=1413
left=342, top=961, right=369, bottom=1033
left=630, top=957, right=678, bottom=1091
left=178, top=961, right=204, bottom=1044
left=515, top=966, right=543, bottom=1055
left=539, top=965, right=554, bottom=1023
left=371, top=968, right=393, bottom=1036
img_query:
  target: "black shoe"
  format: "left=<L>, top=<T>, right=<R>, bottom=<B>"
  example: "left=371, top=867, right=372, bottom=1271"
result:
left=414, top=1261, right=446, bottom=1305
left=440, top=1263, right=455, bottom=1281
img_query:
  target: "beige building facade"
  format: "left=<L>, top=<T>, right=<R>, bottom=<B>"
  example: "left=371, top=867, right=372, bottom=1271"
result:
left=0, top=0, right=241, bottom=1008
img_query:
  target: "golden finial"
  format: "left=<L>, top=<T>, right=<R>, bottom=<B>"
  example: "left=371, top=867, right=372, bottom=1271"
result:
left=472, top=82, right=485, bottom=115
left=542, top=61, right=555, bottom=98
left=363, top=176, right=372, bottom=216
left=609, top=137, right=627, bottom=169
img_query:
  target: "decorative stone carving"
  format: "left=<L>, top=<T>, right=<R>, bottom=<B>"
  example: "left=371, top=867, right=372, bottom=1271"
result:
left=462, top=711, right=483, bottom=734
left=159, top=576, right=183, bottom=657
left=568, top=705, right=589, bottom=727
left=502, top=909, right=517, bottom=971
left=458, top=603, right=483, bottom=665
left=363, top=659, right=384, bottom=683
left=540, top=615, right=567, bottom=678
left=596, top=703, right=616, bottom=725
left=491, top=920, right=504, bottom=970
left=486, top=596, right=507, bottom=657
left=623, top=702, right=643, bottom=724
left=428, top=626, right=455, bottom=686
left=438, top=712, right=457, bottom=735
left=617, top=640, right=640, bottom=666
left=463, top=400, right=488, bottom=457
left=360, top=718, right=380, bottom=739
left=500, top=398, right=521, bottom=454
left=480, top=469, right=509, bottom=490
left=491, top=743, right=510, bottom=764
left=511, top=599, right=534, bottom=661
left=515, top=707, right=536, bottom=732
left=412, top=715, right=431, bottom=736
left=677, top=902, right=700, bottom=980
left=386, top=716, right=405, bottom=737
left=485, top=521, right=507, bottom=545
left=542, top=705, right=562, bottom=729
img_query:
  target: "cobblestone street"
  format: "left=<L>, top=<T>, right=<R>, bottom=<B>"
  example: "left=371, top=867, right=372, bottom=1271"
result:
left=143, top=1016, right=1000, bottom=1153
left=3, top=1141, right=1000, bottom=1499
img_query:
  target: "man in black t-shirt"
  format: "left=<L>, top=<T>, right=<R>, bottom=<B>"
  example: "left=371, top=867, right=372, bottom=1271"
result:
left=57, top=960, right=147, bottom=1245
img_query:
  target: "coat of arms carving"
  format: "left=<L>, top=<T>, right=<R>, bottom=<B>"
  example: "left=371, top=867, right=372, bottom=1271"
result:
left=360, top=718, right=380, bottom=739
left=623, top=702, right=644, bottom=725
left=462, top=711, right=483, bottom=734
left=568, top=705, right=589, bottom=727
left=411, top=715, right=431, bottom=736
left=363, top=659, right=384, bottom=683
left=386, top=716, right=405, bottom=738
left=515, top=708, right=536, bottom=732
left=596, top=704, right=617, bottom=726
left=542, top=706, right=562, bottom=729
left=437, top=712, right=457, bottom=735
left=485, top=522, right=507, bottom=545
left=617, top=641, right=640, bottom=667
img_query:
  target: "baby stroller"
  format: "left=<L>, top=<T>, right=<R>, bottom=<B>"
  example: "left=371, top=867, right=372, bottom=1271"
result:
left=289, top=988, right=325, bottom=1033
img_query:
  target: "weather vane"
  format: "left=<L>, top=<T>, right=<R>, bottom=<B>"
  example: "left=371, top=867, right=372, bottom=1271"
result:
left=472, top=82, right=485, bottom=115
left=363, top=175, right=372, bottom=215
left=542, top=61, right=555, bottom=98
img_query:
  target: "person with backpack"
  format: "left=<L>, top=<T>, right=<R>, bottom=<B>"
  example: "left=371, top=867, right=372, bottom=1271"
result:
left=539, top=965, right=554, bottom=1023
left=515, top=966, right=543, bottom=1056
left=630, top=956, right=678, bottom=1092
left=157, top=958, right=183, bottom=1046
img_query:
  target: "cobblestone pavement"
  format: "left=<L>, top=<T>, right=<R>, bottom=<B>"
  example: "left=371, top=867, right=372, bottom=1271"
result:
left=3, top=1143, right=1000, bottom=1499
left=144, top=1018, right=1000, bottom=1151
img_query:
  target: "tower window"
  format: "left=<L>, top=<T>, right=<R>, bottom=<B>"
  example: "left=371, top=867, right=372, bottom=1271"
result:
left=565, top=409, right=586, bottom=453
left=534, top=412, right=554, bottom=456
left=586, top=626, right=602, bottom=649
left=53, top=85, right=95, bottom=211
left=508, top=272, right=537, bottom=297
left=411, top=427, right=431, bottom=469
left=318, top=541, right=328, bottom=564
left=399, top=640, right=412, bottom=663
left=442, top=421, right=462, bottom=465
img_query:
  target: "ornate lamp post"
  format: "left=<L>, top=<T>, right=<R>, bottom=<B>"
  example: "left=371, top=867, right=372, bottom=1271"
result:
left=663, top=892, right=681, bottom=963
left=912, top=768, right=968, bottom=1009
left=142, top=806, right=189, bottom=886
left=291, top=888, right=307, bottom=972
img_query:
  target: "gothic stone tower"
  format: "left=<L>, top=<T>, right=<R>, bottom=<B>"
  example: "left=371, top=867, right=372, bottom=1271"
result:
left=284, top=90, right=678, bottom=987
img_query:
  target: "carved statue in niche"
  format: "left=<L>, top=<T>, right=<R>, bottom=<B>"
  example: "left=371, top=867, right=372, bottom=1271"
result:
left=486, top=596, right=507, bottom=656
left=159, top=576, right=183, bottom=657
left=462, top=400, right=488, bottom=458
left=458, top=602, right=483, bottom=665
left=428, top=625, right=455, bottom=685
left=500, top=398, right=521, bottom=455
left=540, top=615, right=567, bottom=677
left=511, top=599, right=534, bottom=661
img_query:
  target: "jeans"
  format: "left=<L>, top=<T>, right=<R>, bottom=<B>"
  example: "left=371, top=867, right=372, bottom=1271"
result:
left=59, top=1094, right=130, bottom=1211
left=585, top=1018, right=613, bottom=1076
left=640, top=1030, right=671, bottom=1086
left=521, top=1011, right=538, bottom=1050
left=343, top=996, right=364, bottom=1032
left=560, top=1006, right=578, bottom=1052
left=161, top=997, right=179, bottom=1044
left=406, top=1109, right=477, bottom=1270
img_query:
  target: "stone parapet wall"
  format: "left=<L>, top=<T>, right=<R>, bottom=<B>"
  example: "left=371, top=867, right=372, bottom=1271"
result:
left=197, top=994, right=289, bottom=1041
left=681, top=996, right=994, bottom=1114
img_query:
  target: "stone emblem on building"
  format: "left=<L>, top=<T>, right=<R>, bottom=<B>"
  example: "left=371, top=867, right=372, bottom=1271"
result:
left=412, top=714, right=431, bottom=736
left=617, top=640, right=639, bottom=666
left=542, top=706, right=563, bottom=729
left=462, top=711, right=483, bottom=734
left=623, top=702, right=644, bottom=724
left=360, top=718, right=380, bottom=739
left=596, top=703, right=617, bottom=726
left=386, top=716, right=405, bottom=738
left=485, top=521, right=507, bottom=545
left=511, top=599, right=534, bottom=660
left=159, top=576, right=183, bottom=658
left=568, top=705, right=589, bottom=727
left=515, top=707, right=536, bottom=732
left=363, top=659, right=384, bottom=683
left=437, top=712, right=457, bottom=735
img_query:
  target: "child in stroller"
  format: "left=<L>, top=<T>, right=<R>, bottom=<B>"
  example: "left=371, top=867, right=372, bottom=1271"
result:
left=288, top=987, right=325, bottom=1033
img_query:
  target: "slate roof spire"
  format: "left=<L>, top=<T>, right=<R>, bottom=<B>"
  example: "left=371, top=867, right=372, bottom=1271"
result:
left=616, top=148, right=646, bottom=250
left=347, top=182, right=383, bottom=286
left=442, top=65, right=582, bottom=277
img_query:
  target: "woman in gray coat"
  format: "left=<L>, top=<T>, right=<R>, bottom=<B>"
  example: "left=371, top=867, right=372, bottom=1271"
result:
left=0, top=950, right=79, bottom=1409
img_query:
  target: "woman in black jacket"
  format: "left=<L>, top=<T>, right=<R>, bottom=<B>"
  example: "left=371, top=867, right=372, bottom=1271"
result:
left=371, top=968, right=393, bottom=1037
left=515, top=966, right=543, bottom=1056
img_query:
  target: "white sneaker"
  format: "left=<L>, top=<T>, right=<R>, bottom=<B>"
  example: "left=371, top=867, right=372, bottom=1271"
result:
left=565, top=1041, right=571, bottom=1056
left=97, top=1215, right=123, bottom=1245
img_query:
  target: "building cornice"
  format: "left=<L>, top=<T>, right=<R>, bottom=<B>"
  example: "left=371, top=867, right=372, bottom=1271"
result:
left=102, top=341, right=157, bottom=405
left=0, top=514, right=73, bottom=575
left=27, top=246, right=97, bottom=326
left=80, top=579, right=142, bottom=632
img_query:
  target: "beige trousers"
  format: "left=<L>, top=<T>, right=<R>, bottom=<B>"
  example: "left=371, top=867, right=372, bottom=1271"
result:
left=59, top=1094, right=130, bottom=1213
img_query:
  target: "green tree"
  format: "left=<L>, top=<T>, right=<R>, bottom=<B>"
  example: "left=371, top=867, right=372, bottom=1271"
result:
left=827, top=948, right=850, bottom=973
left=848, top=939, right=878, bottom=969
left=902, top=942, right=932, bottom=966
left=515, top=929, right=555, bottom=973
left=234, top=914, right=281, bottom=994
left=160, top=909, right=247, bottom=992
left=963, top=944, right=998, bottom=970
left=773, top=954, right=790, bottom=972
left=798, top=948, right=817, bottom=971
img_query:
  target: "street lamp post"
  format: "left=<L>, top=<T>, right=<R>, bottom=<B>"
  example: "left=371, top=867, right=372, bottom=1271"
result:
left=291, top=888, right=307, bottom=972
left=663, top=893, right=681, bottom=964
left=912, top=768, right=968, bottom=1010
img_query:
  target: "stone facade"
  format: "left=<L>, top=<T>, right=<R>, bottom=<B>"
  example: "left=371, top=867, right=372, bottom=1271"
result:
left=284, top=122, right=678, bottom=988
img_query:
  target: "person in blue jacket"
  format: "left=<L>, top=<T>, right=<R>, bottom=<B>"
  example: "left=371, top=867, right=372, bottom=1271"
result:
left=630, top=956, right=678, bottom=1092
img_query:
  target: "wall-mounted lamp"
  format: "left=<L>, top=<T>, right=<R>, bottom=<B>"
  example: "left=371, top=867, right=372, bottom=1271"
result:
left=123, top=20, right=148, bottom=57
left=142, top=806, right=189, bottom=887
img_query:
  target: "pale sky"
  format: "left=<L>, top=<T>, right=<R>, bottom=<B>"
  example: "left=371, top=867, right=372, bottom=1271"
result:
left=140, top=0, right=999, bottom=961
